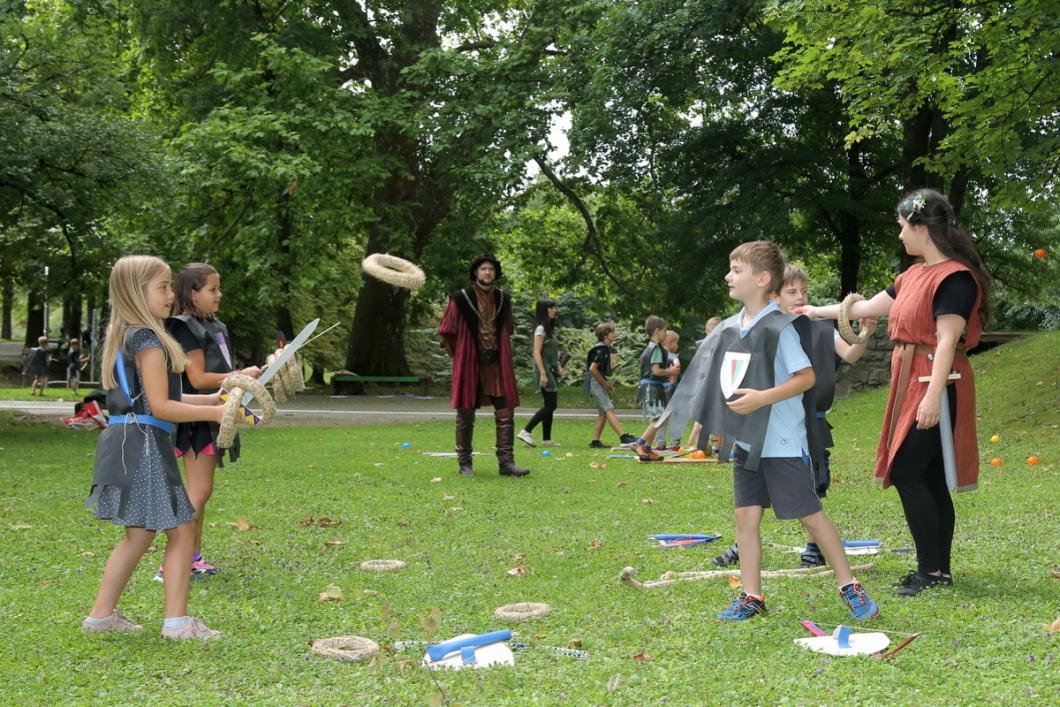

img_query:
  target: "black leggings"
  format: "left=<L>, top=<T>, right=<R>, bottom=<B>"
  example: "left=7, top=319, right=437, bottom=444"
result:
left=889, top=385, right=958, bottom=575
left=524, top=390, right=558, bottom=440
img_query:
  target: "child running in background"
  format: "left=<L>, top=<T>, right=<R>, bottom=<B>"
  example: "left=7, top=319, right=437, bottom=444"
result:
left=631, top=316, right=678, bottom=461
left=164, top=263, right=261, bottom=580
left=586, top=322, right=636, bottom=448
left=83, top=255, right=226, bottom=639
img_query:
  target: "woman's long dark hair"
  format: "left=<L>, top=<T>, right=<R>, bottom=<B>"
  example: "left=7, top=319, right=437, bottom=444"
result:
left=533, top=298, right=557, bottom=338
left=171, top=262, right=219, bottom=321
left=897, top=189, right=992, bottom=324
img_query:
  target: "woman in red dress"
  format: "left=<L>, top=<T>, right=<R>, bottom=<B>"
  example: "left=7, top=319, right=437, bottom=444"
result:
left=798, top=189, right=991, bottom=596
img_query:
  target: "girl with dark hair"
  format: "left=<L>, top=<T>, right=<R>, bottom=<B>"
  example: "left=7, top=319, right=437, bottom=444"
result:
left=162, top=263, right=261, bottom=580
left=797, top=188, right=990, bottom=597
left=518, top=299, right=562, bottom=447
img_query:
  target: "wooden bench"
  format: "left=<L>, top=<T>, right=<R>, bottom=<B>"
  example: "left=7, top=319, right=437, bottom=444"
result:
left=331, top=373, right=425, bottom=395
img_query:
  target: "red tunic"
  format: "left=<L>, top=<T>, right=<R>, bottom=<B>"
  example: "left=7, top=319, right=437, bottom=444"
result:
left=875, top=261, right=982, bottom=491
left=438, top=290, right=521, bottom=410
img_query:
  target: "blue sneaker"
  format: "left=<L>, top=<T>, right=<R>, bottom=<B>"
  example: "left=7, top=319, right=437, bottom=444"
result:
left=840, top=580, right=879, bottom=621
left=717, top=592, right=767, bottom=621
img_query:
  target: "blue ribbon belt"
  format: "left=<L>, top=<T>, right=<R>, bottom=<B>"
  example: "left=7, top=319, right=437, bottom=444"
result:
left=108, top=414, right=176, bottom=434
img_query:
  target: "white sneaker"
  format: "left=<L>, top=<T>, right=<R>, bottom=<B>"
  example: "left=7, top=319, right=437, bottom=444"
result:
left=541, top=439, right=559, bottom=447
left=161, top=616, right=222, bottom=639
left=516, top=429, right=536, bottom=447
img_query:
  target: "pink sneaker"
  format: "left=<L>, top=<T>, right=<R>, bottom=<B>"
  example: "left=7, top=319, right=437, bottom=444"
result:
left=82, top=608, right=143, bottom=633
left=161, top=616, right=222, bottom=639
left=192, top=557, right=217, bottom=575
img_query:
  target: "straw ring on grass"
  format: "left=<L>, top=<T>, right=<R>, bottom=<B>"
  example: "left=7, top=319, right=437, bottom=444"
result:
left=837, top=293, right=871, bottom=345
left=359, top=559, right=406, bottom=572
left=310, top=636, right=380, bottom=663
left=362, top=253, right=426, bottom=291
left=493, top=602, right=551, bottom=621
left=217, top=373, right=275, bottom=449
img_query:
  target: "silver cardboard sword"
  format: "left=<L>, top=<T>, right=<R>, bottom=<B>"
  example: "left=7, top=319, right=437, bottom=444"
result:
left=240, top=318, right=320, bottom=406
left=918, top=372, right=960, bottom=491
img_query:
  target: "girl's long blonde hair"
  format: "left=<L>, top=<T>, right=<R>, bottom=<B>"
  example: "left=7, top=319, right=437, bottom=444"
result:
left=101, top=255, right=187, bottom=389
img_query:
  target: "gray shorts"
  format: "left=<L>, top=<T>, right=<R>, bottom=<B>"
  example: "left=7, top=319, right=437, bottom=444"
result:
left=587, top=378, right=615, bottom=414
left=732, top=446, right=823, bottom=520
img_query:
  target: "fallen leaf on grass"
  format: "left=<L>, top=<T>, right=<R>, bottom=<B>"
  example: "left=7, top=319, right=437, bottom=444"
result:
left=1047, top=618, right=1060, bottom=634
left=590, top=539, right=604, bottom=550
left=727, top=575, right=742, bottom=588
left=430, top=477, right=443, bottom=483
left=323, top=540, right=344, bottom=548
left=506, top=564, right=527, bottom=576
left=231, top=517, right=258, bottom=531
left=2, top=504, right=13, bottom=512
left=1051, top=568, right=1060, bottom=580
left=642, top=498, right=655, bottom=505
left=10, top=523, right=31, bottom=530
left=616, top=481, right=628, bottom=488
left=590, top=461, right=606, bottom=469
left=396, top=519, right=411, bottom=527
left=363, top=589, right=378, bottom=597
left=442, top=494, right=456, bottom=501
left=607, top=675, right=622, bottom=692
left=420, top=607, right=442, bottom=640
left=514, top=552, right=526, bottom=561
left=318, top=583, right=343, bottom=601
left=565, top=453, right=573, bottom=458
left=568, top=638, right=583, bottom=648
left=317, top=517, right=341, bottom=527
left=299, top=516, right=315, bottom=527
left=80, top=550, right=95, bottom=557
left=427, top=690, right=445, bottom=707
left=632, top=650, right=653, bottom=663
left=443, top=507, right=462, bottom=516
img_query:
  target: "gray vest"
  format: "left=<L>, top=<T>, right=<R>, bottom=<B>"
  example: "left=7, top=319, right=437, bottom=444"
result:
left=87, top=329, right=183, bottom=516
left=687, top=310, right=822, bottom=472
left=170, top=315, right=235, bottom=392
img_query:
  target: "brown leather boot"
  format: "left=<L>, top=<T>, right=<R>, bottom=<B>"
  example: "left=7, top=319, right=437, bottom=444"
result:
left=455, top=409, right=475, bottom=476
left=495, top=408, right=529, bottom=477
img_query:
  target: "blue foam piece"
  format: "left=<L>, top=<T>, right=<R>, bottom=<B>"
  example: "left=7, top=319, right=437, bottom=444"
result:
left=841, top=539, right=881, bottom=548
left=836, top=625, right=852, bottom=649
left=460, top=646, right=477, bottom=664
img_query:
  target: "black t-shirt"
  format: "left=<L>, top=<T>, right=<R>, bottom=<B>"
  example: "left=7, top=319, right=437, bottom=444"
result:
left=586, top=343, right=614, bottom=378
left=886, top=270, right=977, bottom=320
left=165, top=318, right=206, bottom=394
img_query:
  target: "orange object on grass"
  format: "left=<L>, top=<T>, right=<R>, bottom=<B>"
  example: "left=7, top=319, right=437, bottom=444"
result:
left=990, top=458, right=1003, bottom=467
left=1027, top=456, right=1040, bottom=465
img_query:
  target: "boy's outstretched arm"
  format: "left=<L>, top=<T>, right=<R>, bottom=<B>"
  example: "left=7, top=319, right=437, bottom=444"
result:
left=727, top=367, right=815, bottom=415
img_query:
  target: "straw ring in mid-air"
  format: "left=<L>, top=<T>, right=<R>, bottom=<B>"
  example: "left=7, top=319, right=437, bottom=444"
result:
left=361, top=253, right=426, bottom=291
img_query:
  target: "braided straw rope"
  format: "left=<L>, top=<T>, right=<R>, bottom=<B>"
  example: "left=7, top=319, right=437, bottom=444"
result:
left=217, top=373, right=275, bottom=448
left=493, top=602, right=551, bottom=621
left=265, top=349, right=305, bottom=403
left=362, top=253, right=426, bottom=291
left=837, top=293, right=871, bottom=345
left=310, top=636, right=380, bottom=663
left=359, top=559, right=406, bottom=572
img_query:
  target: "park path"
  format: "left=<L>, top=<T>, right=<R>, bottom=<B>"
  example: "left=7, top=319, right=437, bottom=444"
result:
left=0, top=393, right=647, bottom=428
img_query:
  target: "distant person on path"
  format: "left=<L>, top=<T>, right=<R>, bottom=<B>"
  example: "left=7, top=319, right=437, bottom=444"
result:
left=438, top=254, right=528, bottom=477
left=23, top=335, right=50, bottom=396
left=796, top=189, right=989, bottom=597
left=519, top=299, right=563, bottom=447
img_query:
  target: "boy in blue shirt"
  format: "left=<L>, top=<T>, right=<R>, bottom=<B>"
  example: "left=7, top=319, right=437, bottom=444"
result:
left=715, top=241, right=878, bottom=622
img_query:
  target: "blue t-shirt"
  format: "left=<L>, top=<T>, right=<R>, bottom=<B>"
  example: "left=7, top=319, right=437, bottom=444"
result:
left=734, top=302, right=811, bottom=459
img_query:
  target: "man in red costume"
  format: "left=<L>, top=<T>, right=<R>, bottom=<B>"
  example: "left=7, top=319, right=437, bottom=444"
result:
left=438, top=254, right=529, bottom=477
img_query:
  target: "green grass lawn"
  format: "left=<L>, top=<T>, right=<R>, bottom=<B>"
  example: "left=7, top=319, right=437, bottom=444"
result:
left=0, top=334, right=1056, bottom=705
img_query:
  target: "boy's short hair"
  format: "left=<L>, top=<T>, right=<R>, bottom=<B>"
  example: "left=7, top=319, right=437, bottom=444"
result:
left=644, top=315, right=667, bottom=338
left=37, top=335, right=48, bottom=345
left=783, top=264, right=808, bottom=288
left=664, top=329, right=679, bottom=343
left=729, top=240, right=786, bottom=296
left=595, top=321, right=616, bottom=341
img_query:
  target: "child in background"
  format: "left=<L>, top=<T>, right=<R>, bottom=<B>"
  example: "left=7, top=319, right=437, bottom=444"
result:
left=631, top=316, right=677, bottom=461
left=656, top=330, right=681, bottom=449
left=83, top=255, right=226, bottom=639
left=23, top=335, right=50, bottom=395
left=586, top=322, right=636, bottom=448
left=67, top=339, right=88, bottom=394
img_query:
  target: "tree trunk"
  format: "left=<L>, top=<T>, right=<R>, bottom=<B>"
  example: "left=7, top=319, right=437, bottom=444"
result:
left=1, top=278, right=12, bottom=339
left=345, top=274, right=412, bottom=376
left=273, top=185, right=296, bottom=342
left=901, top=103, right=933, bottom=191
left=837, top=141, right=867, bottom=296
left=63, top=293, right=82, bottom=344
left=25, top=288, right=44, bottom=347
